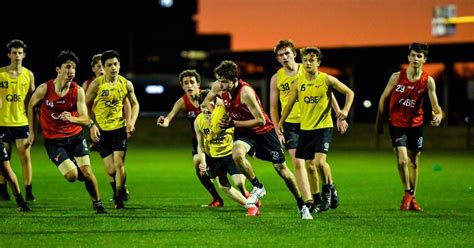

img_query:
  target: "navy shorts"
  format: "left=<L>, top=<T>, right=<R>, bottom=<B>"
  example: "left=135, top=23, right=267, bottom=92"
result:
left=283, top=122, right=300, bottom=150
left=296, top=128, right=333, bottom=160
left=235, top=129, right=285, bottom=164
left=389, top=125, right=423, bottom=152
left=44, top=132, right=89, bottom=166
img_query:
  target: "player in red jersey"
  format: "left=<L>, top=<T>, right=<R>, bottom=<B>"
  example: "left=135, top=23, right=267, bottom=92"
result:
left=376, top=43, right=443, bottom=212
left=204, top=60, right=304, bottom=218
left=27, top=50, right=106, bottom=213
left=156, top=69, right=228, bottom=207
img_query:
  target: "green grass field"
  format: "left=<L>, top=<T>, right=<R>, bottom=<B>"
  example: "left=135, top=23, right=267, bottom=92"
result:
left=0, top=145, right=472, bottom=247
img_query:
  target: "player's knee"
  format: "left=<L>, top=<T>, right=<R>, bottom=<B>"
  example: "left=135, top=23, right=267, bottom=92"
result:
left=64, top=172, right=78, bottom=182
left=398, top=160, right=408, bottom=169
left=232, top=152, right=246, bottom=164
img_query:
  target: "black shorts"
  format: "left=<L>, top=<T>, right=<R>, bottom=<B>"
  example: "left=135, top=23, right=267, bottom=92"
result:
left=44, top=132, right=89, bottom=166
left=296, top=128, right=333, bottom=160
left=0, top=139, right=8, bottom=162
left=0, top=126, right=30, bottom=142
left=283, top=122, right=300, bottom=150
left=98, top=127, right=128, bottom=158
left=205, top=154, right=242, bottom=178
left=235, top=129, right=285, bottom=164
left=389, top=125, right=423, bottom=152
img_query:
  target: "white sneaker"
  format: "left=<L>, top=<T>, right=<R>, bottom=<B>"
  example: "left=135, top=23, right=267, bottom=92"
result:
left=300, top=205, right=313, bottom=220
left=245, top=186, right=266, bottom=207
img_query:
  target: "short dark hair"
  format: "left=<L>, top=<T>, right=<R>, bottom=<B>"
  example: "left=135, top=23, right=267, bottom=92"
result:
left=214, top=60, right=239, bottom=81
left=274, top=39, right=297, bottom=56
left=178, top=69, right=201, bottom=85
left=300, top=47, right=323, bottom=62
left=56, top=50, right=79, bottom=68
left=101, top=50, right=120, bottom=65
left=6, top=39, right=27, bottom=53
left=409, top=43, right=429, bottom=57
left=91, top=54, right=102, bottom=66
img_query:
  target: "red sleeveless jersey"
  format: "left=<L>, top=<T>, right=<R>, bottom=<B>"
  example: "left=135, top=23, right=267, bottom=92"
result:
left=182, top=93, right=201, bottom=138
left=389, top=69, right=428, bottom=128
left=39, top=80, right=83, bottom=139
left=221, top=80, right=273, bottom=135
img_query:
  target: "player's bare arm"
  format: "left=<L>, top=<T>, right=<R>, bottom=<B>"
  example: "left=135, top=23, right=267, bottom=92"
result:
left=125, top=80, right=140, bottom=135
left=375, top=72, right=399, bottom=134
left=278, top=79, right=298, bottom=132
left=194, top=119, right=207, bottom=176
left=427, top=76, right=443, bottom=126
left=327, top=75, right=354, bottom=120
left=26, top=83, right=47, bottom=146
left=233, top=86, right=265, bottom=128
left=59, top=87, right=90, bottom=125
left=157, top=98, right=185, bottom=127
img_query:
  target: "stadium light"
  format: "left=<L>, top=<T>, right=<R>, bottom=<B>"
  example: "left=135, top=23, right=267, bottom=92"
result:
left=432, top=4, right=474, bottom=37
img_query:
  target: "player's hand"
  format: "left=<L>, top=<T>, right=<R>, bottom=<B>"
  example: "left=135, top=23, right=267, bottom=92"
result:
left=90, top=125, right=101, bottom=142
left=126, top=125, right=136, bottom=138
left=198, top=163, right=207, bottom=176
left=27, top=133, right=35, bottom=146
left=218, top=115, right=234, bottom=128
left=431, top=111, right=443, bottom=127
left=156, top=116, right=169, bottom=127
left=59, top=111, right=73, bottom=122
left=336, top=119, right=348, bottom=134
left=275, top=123, right=285, bottom=145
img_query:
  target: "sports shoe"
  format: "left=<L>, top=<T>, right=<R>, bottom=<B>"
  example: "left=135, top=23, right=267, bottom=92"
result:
left=300, top=205, right=313, bottom=220
left=311, top=203, right=322, bottom=214
left=17, top=202, right=31, bottom=212
left=123, top=186, right=130, bottom=201
left=320, top=187, right=331, bottom=211
left=115, top=198, right=125, bottom=209
left=246, top=204, right=260, bottom=217
left=329, top=184, right=339, bottom=209
left=400, top=192, right=413, bottom=211
left=93, top=200, right=107, bottom=214
left=201, top=199, right=224, bottom=208
left=409, top=198, right=423, bottom=212
left=245, top=191, right=261, bottom=208
left=245, top=186, right=266, bottom=207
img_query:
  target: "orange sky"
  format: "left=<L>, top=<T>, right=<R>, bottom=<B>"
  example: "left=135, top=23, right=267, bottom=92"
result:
left=196, top=0, right=474, bottom=51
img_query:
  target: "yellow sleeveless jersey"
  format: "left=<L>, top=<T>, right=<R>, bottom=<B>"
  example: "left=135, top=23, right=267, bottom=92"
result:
left=196, top=112, right=234, bottom=158
left=298, top=72, right=333, bottom=130
left=92, top=75, right=128, bottom=131
left=276, top=64, right=305, bottom=123
left=0, top=67, right=32, bottom=126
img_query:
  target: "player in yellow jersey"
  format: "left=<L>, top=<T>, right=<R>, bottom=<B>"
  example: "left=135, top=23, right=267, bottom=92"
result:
left=194, top=93, right=253, bottom=211
left=278, top=46, right=354, bottom=213
left=82, top=54, right=131, bottom=202
left=85, top=50, right=140, bottom=209
left=0, top=39, right=36, bottom=201
left=270, top=39, right=348, bottom=215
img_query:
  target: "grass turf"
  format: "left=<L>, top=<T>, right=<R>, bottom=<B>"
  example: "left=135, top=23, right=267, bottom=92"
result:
left=0, top=146, right=472, bottom=247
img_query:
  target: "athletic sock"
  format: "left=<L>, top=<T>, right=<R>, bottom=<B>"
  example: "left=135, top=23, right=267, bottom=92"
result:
left=0, top=183, right=7, bottom=194
left=250, top=178, right=263, bottom=188
left=197, top=171, right=222, bottom=201
left=296, top=197, right=304, bottom=211
left=110, top=182, right=117, bottom=196
left=25, top=185, right=33, bottom=196
left=313, top=193, right=322, bottom=204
